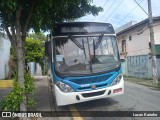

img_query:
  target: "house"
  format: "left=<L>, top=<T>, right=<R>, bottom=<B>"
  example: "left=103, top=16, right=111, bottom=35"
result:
left=0, top=31, right=11, bottom=79
left=116, top=16, right=160, bottom=79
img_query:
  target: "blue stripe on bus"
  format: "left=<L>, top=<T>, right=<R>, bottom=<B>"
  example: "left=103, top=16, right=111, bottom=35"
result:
left=52, top=64, right=122, bottom=92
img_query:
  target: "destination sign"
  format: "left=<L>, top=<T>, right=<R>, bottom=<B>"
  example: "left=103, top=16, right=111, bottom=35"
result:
left=61, top=25, right=112, bottom=33
left=53, top=22, right=115, bottom=35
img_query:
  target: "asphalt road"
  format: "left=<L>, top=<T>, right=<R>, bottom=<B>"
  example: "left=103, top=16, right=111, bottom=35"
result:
left=1, top=77, right=159, bottom=120
left=69, top=81, right=160, bottom=120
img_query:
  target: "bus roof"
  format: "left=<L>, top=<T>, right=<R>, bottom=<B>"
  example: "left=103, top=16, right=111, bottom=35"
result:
left=53, top=22, right=115, bottom=36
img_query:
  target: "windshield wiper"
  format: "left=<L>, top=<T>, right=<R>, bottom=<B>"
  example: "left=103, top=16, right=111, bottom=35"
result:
left=82, top=39, right=87, bottom=59
left=69, top=35, right=87, bottom=59
left=87, top=37, right=93, bottom=72
left=93, top=39, right=96, bottom=60
left=94, top=34, right=104, bottom=50
left=93, top=34, right=104, bottom=61
left=69, top=35, right=84, bottom=50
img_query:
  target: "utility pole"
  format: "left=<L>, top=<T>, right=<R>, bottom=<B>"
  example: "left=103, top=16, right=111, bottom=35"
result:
left=148, top=0, right=158, bottom=83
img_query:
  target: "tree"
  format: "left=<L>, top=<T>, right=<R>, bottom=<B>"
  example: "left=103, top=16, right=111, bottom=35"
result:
left=0, top=0, right=103, bottom=111
left=25, top=37, right=44, bottom=64
left=28, top=32, right=46, bottom=42
left=26, top=34, right=46, bottom=75
left=9, top=37, right=44, bottom=78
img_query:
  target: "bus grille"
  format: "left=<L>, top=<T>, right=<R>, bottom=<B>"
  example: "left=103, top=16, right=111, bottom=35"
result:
left=69, top=74, right=112, bottom=84
left=78, top=84, right=108, bottom=90
left=81, top=90, right=105, bottom=98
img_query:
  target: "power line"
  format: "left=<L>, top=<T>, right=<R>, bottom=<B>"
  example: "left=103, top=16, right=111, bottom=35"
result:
left=98, top=0, right=117, bottom=21
left=105, top=0, right=124, bottom=22
left=134, top=0, right=148, bottom=15
left=102, top=0, right=110, bottom=9
left=115, top=0, right=145, bottom=28
left=92, top=0, right=110, bottom=21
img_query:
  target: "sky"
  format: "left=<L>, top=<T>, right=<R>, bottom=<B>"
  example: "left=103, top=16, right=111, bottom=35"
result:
left=78, top=0, right=160, bottom=29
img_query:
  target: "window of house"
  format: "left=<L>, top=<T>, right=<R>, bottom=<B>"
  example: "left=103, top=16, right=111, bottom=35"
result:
left=122, top=40, right=126, bottom=52
left=129, top=35, right=132, bottom=41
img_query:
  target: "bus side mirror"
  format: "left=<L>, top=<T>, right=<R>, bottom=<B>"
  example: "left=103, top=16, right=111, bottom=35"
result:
left=45, top=41, right=49, bottom=56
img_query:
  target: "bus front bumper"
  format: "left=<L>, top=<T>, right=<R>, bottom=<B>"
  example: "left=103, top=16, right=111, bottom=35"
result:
left=54, top=78, right=124, bottom=106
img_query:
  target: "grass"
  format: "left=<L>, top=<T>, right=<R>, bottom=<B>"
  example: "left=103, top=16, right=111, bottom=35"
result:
left=124, top=76, right=160, bottom=89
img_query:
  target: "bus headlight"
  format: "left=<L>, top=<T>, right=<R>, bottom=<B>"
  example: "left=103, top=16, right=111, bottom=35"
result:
left=56, top=81, right=74, bottom=92
left=111, top=74, right=122, bottom=86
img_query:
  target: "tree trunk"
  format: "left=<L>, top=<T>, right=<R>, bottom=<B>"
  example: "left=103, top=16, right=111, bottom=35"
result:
left=16, top=35, right=27, bottom=112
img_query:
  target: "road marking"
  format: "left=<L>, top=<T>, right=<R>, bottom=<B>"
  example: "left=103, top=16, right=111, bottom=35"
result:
left=69, top=105, right=84, bottom=120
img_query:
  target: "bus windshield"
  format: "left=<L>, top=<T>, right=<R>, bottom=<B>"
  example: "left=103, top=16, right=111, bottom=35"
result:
left=54, top=35, right=120, bottom=75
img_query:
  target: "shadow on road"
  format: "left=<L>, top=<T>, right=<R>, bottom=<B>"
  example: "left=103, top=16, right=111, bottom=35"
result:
left=72, top=98, right=119, bottom=111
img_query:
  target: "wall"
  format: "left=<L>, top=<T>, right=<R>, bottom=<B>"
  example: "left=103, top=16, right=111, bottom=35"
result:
left=118, top=26, right=150, bottom=58
left=117, top=21, right=160, bottom=79
left=127, top=55, right=152, bottom=79
left=121, top=61, right=126, bottom=75
left=0, top=32, right=11, bottom=79
left=126, top=28, right=150, bottom=56
left=153, top=22, right=160, bottom=44
left=28, top=62, right=36, bottom=76
left=156, top=58, right=160, bottom=79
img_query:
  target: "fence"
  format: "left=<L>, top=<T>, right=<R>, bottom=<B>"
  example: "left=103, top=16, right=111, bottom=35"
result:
left=126, top=55, right=152, bottom=79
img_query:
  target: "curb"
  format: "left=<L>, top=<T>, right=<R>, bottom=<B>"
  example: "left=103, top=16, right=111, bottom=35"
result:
left=0, top=80, right=13, bottom=88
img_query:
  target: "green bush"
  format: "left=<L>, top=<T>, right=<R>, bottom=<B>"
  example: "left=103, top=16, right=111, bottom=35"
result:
left=24, top=72, right=36, bottom=108
left=0, top=72, right=36, bottom=111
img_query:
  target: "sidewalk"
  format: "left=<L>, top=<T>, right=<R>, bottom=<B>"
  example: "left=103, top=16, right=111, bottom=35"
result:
left=0, top=76, right=71, bottom=120
left=0, top=77, right=53, bottom=112
left=32, top=76, right=54, bottom=111
left=33, top=76, right=71, bottom=120
left=32, top=76, right=55, bottom=120
left=0, top=80, right=13, bottom=102
left=0, top=88, right=12, bottom=102
left=124, top=76, right=160, bottom=89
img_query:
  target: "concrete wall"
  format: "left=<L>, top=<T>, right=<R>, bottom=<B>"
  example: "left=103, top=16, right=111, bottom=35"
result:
left=154, top=23, right=160, bottom=79
left=153, top=22, right=160, bottom=44
left=127, top=55, right=152, bottom=79
left=35, top=63, right=42, bottom=76
left=28, top=62, right=36, bottom=76
left=127, top=28, right=150, bottom=56
left=156, top=58, right=160, bottom=79
left=0, top=32, right=11, bottom=79
left=121, top=61, right=126, bottom=75
left=117, top=20, right=160, bottom=79
left=118, top=25, right=150, bottom=59
left=118, top=21, right=160, bottom=59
